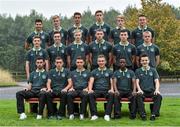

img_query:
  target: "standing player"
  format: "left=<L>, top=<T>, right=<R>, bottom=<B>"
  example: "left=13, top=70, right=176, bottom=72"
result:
left=89, top=29, right=112, bottom=70
left=132, top=14, right=155, bottom=47
left=68, top=12, right=88, bottom=44
left=49, top=15, right=68, bottom=46
left=110, top=15, right=131, bottom=45
left=25, top=19, right=50, bottom=50
left=89, top=10, right=111, bottom=42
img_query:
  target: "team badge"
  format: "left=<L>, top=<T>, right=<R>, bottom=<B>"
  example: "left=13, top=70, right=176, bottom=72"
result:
left=105, top=73, right=109, bottom=77
left=61, top=33, right=64, bottom=37
left=93, top=47, right=96, bottom=50
left=62, top=73, right=65, bottom=77
left=30, top=53, right=34, bottom=56
left=61, top=49, right=64, bottom=53
left=103, top=46, right=107, bottom=50
left=149, top=72, right=153, bottom=76
left=83, top=73, right=87, bottom=77
left=126, top=73, right=130, bottom=78
left=51, top=50, right=55, bottom=54
left=42, top=74, right=46, bottom=79
left=39, top=52, right=43, bottom=56
left=81, top=47, right=84, bottom=52
left=41, top=35, right=45, bottom=39
left=53, top=74, right=56, bottom=77
left=33, top=76, right=37, bottom=79
left=141, top=49, right=145, bottom=52
left=73, top=74, right=77, bottom=78
left=103, top=28, right=106, bottom=32
left=150, top=48, right=154, bottom=52
left=127, top=48, right=131, bottom=52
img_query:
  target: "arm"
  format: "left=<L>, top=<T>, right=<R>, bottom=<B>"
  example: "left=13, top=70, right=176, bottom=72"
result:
left=154, top=79, right=160, bottom=95
left=25, top=61, right=30, bottom=80
left=155, top=55, right=160, bottom=66
left=89, top=53, right=93, bottom=66
left=45, top=60, right=49, bottom=71
left=62, top=78, right=73, bottom=92
left=108, top=52, right=113, bottom=67
left=132, top=78, right=137, bottom=95
left=136, top=56, right=140, bottom=68
left=46, top=79, right=52, bottom=92
left=88, top=77, right=94, bottom=93
left=67, top=55, right=71, bottom=69
left=136, top=79, right=143, bottom=94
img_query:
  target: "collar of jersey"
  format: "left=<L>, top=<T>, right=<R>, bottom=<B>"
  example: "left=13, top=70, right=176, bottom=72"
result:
left=53, top=26, right=62, bottom=31
left=119, top=68, right=128, bottom=73
left=32, top=47, right=41, bottom=51
left=138, top=25, right=148, bottom=30
left=143, top=43, right=152, bottom=47
left=116, top=26, right=126, bottom=30
left=73, top=24, right=82, bottom=28
left=98, top=67, right=107, bottom=71
left=36, top=69, right=45, bottom=72
left=73, top=41, right=83, bottom=45
left=53, top=43, right=63, bottom=48
left=141, top=66, right=150, bottom=71
left=55, top=67, right=64, bottom=72
left=96, top=22, right=104, bottom=26
left=34, top=30, right=43, bottom=34
left=95, top=39, right=105, bottom=44
left=76, top=68, right=85, bottom=72
left=119, top=41, right=129, bottom=46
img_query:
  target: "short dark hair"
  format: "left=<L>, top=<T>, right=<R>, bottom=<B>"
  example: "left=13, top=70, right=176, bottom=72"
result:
left=76, top=56, right=84, bottom=61
left=35, top=19, right=42, bottom=24
left=95, top=10, right=103, bottom=15
left=55, top=56, right=63, bottom=61
left=119, top=57, right=126, bottom=61
left=74, top=12, right=81, bottom=17
left=33, top=35, right=41, bottom=40
left=95, top=28, right=104, bottom=33
left=36, top=56, right=44, bottom=62
left=140, top=53, right=149, bottom=59
left=138, top=14, right=147, bottom=18
left=120, top=29, right=129, bottom=34
left=54, top=31, right=61, bottom=36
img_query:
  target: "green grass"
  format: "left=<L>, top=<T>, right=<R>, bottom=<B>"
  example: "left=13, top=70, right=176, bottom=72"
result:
left=0, top=98, right=180, bottom=126
left=0, top=82, right=17, bottom=87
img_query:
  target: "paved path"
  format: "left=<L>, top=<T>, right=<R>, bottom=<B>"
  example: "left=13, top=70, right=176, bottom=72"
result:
left=0, top=82, right=180, bottom=99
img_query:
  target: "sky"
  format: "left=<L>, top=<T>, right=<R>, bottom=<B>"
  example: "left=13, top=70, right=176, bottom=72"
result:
left=0, top=0, right=179, bottom=19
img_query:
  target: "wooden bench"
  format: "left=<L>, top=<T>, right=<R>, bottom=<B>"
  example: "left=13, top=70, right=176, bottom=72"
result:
left=25, top=97, right=153, bottom=117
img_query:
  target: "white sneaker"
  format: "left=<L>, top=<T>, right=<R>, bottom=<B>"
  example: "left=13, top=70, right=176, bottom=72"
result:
left=91, top=115, right=98, bottom=120
left=80, top=114, right=84, bottom=120
left=69, top=114, right=74, bottom=120
left=36, top=115, right=42, bottom=120
left=104, top=115, right=110, bottom=121
left=19, top=113, right=27, bottom=120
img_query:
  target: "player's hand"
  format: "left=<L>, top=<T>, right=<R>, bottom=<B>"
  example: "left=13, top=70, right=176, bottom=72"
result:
left=137, top=89, right=143, bottom=94
left=61, top=88, right=67, bottom=93
left=68, top=88, right=75, bottom=92
left=114, top=90, right=120, bottom=96
left=154, top=90, right=160, bottom=95
left=40, top=88, right=47, bottom=92
left=83, top=88, right=88, bottom=92
left=108, top=89, right=114, bottom=94
left=47, top=88, right=52, bottom=92
left=88, top=89, right=94, bottom=94
left=132, top=91, right=137, bottom=96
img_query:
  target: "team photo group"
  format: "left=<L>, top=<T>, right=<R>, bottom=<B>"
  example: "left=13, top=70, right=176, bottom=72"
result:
left=16, top=10, right=162, bottom=122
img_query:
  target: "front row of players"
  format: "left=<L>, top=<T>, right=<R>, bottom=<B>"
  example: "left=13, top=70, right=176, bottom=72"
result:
left=16, top=54, right=162, bottom=121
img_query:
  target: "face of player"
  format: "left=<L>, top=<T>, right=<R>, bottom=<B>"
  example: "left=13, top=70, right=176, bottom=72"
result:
left=96, top=12, right=103, bottom=23
left=97, top=57, right=106, bottom=68
left=140, top=56, right=150, bottom=68
left=74, top=31, right=82, bottom=42
left=119, top=59, right=126, bottom=69
left=139, top=16, right=147, bottom=27
left=95, top=31, right=104, bottom=41
left=76, top=59, right=84, bottom=70
left=53, top=18, right=60, bottom=28
left=54, top=33, right=61, bottom=45
left=35, top=22, right=43, bottom=31
left=55, top=59, right=64, bottom=69
left=143, top=32, right=152, bottom=43
left=74, top=14, right=81, bottom=25
left=36, top=59, right=44, bottom=70
left=33, top=38, right=41, bottom=48
left=120, top=32, right=128, bottom=42
left=116, top=18, right=125, bottom=27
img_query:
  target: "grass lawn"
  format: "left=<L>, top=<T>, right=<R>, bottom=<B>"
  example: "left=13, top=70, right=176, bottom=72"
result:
left=0, top=97, right=180, bottom=126
left=0, top=82, right=17, bottom=87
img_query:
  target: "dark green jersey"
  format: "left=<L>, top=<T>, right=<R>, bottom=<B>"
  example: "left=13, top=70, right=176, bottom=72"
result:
left=68, top=25, right=88, bottom=43
left=48, top=68, right=71, bottom=92
left=137, top=43, right=160, bottom=68
left=26, top=31, right=50, bottom=49
left=49, top=28, right=68, bottom=46
left=135, top=67, right=159, bottom=92
left=25, top=48, right=48, bottom=72
left=132, top=26, right=155, bottom=47
left=91, top=68, right=113, bottom=91
left=110, top=27, right=131, bottom=45
left=89, top=22, right=110, bottom=41
left=113, top=69, right=135, bottom=92
left=47, top=43, right=67, bottom=69
left=29, top=70, right=48, bottom=91
left=67, top=42, right=89, bottom=67
left=89, top=40, right=112, bottom=66
left=71, top=69, right=90, bottom=90
left=113, top=42, right=136, bottom=67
